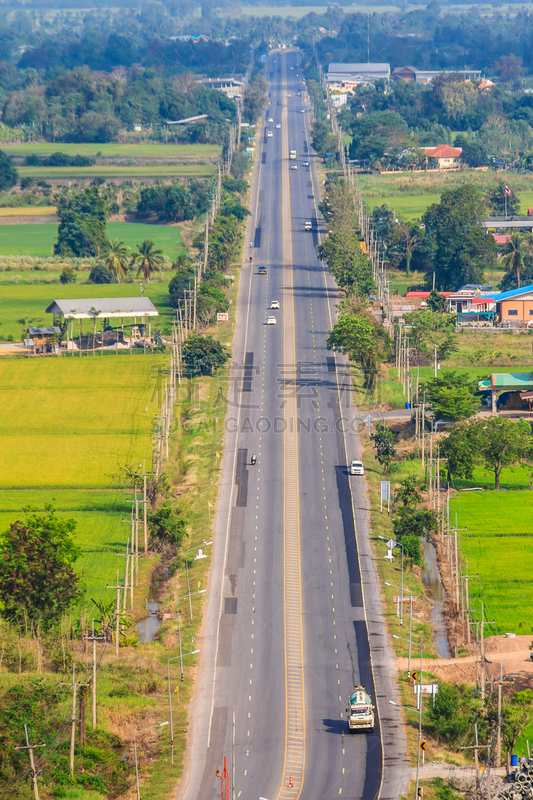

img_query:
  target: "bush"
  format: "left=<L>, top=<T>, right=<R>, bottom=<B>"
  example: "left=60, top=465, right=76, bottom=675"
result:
left=89, top=265, right=112, bottom=284
left=60, top=266, right=76, bottom=284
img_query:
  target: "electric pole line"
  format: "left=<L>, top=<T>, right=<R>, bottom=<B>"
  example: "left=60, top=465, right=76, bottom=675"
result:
left=60, top=663, right=88, bottom=780
left=15, top=724, right=45, bottom=800
left=106, top=570, right=125, bottom=658
left=85, top=620, right=105, bottom=730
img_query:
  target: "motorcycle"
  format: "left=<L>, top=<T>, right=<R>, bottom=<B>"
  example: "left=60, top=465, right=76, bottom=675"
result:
left=250, top=453, right=257, bottom=465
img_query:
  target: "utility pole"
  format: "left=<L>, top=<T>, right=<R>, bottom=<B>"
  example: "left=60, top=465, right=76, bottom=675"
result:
left=106, top=570, right=124, bottom=657
left=461, top=724, right=487, bottom=800
left=85, top=621, right=104, bottom=730
left=61, top=664, right=88, bottom=780
left=15, top=725, right=45, bottom=800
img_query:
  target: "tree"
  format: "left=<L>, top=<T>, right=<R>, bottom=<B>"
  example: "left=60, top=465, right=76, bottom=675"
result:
left=0, top=506, right=82, bottom=629
left=424, top=371, right=480, bottom=422
left=502, top=690, right=533, bottom=763
left=445, top=417, right=532, bottom=489
left=60, top=265, right=76, bottom=284
left=55, top=186, right=108, bottom=258
left=461, top=140, right=489, bottom=168
left=182, top=333, right=230, bottom=376
left=243, top=75, right=267, bottom=124
left=392, top=507, right=438, bottom=565
left=423, top=185, right=497, bottom=290
left=371, top=422, right=396, bottom=473
left=101, top=238, right=130, bottom=283
left=326, top=314, right=392, bottom=387
left=425, top=683, right=476, bottom=745
left=394, top=476, right=423, bottom=511
left=132, top=239, right=164, bottom=282
left=396, top=223, right=422, bottom=276
left=494, top=54, right=524, bottom=85
left=89, top=265, right=112, bottom=284
left=427, top=290, right=448, bottom=313
left=501, top=232, right=528, bottom=288
left=487, top=183, right=520, bottom=217
left=0, top=148, right=18, bottom=191
left=147, top=502, right=186, bottom=547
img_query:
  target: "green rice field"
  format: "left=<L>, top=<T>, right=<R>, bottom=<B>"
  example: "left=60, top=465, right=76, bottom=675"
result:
left=0, top=280, right=175, bottom=340
left=450, top=491, right=533, bottom=636
left=4, top=143, right=221, bottom=160
left=0, top=489, right=133, bottom=604
left=0, top=221, right=184, bottom=257
left=0, top=357, right=162, bottom=489
left=18, top=164, right=216, bottom=179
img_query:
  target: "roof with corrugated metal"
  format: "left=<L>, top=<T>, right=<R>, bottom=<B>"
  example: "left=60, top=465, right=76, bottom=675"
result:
left=478, top=373, right=533, bottom=391
left=45, top=297, right=158, bottom=319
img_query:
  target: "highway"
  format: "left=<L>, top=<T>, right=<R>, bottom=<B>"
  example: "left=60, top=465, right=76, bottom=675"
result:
left=177, top=51, right=410, bottom=800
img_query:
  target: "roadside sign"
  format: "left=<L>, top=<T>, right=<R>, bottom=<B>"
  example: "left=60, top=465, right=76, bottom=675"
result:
left=217, top=313, right=229, bottom=323
left=414, top=684, right=439, bottom=696
left=380, top=482, right=390, bottom=513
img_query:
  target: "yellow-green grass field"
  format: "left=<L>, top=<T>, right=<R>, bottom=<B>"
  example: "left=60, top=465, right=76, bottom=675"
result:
left=18, top=164, right=216, bottom=179
left=0, top=206, right=57, bottom=216
left=0, top=280, right=175, bottom=340
left=451, top=491, right=533, bottom=636
left=0, top=489, right=133, bottom=604
left=4, top=142, right=222, bottom=161
left=0, top=221, right=184, bottom=257
left=361, top=170, right=533, bottom=220
left=0, top=357, right=163, bottom=488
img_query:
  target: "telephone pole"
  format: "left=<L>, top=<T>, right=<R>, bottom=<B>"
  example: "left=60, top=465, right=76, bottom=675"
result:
left=106, top=570, right=124, bottom=657
left=85, top=621, right=105, bottom=730
left=15, top=724, right=45, bottom=800
left=61, top=664, right=88, bottom=779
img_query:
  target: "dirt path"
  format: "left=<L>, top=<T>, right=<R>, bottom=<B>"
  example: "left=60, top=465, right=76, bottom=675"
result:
left=397, top=635, right=533, bottom=687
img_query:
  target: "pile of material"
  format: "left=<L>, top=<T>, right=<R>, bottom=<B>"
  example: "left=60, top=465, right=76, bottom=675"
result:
left=498, top=759, right=533, bottom=798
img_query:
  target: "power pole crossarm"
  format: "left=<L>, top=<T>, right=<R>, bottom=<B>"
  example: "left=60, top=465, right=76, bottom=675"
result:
left=15, top=725, right=46, bottom=800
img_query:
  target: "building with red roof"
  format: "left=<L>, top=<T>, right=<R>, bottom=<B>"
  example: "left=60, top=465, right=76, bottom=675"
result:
left=424, top=145, right=462, bottom=170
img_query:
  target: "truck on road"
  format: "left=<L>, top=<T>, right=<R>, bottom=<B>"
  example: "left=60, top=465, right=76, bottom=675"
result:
left=347, top=685, right=375, bottom=732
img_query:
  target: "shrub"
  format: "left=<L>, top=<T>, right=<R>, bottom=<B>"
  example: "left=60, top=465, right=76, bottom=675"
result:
left=89, top=265, right=112, bottom=284
left=60, top=266, right=76, bottom=284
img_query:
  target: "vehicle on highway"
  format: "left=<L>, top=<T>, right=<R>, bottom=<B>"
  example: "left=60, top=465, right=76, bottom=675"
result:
left=290, top=66, right=294, bottom=69
left=267, top=315, right=277, bottom=325
left=270, top=300, right=280, bottom=309
left=276, top=123, right=281, bottom=129
left=289, top=150, right=297, bottom=159
left=290, top=165, right=298, bottom=170
left=296, top=91, right=301, bottom=96
left=277, top=100, right=282, bottom=105
left=349, top=460, right=364, bottom=475
left=267, top=131, right=273, bottom=138
left=347, top=686, right=375, bottom=732
left=268, top=117, right=274, bottom=122
left=304, top=221, right=312, bottom=231
left=300, top=108, right=306, bottom=113
left=258, top=266, right=267, bottom=274
left=302, top=160, right=309, bottom=166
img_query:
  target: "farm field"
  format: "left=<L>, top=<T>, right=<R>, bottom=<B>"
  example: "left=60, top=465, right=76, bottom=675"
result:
left=0, top=489, right=132, bottom=604
left=0, top=221, right=184, bottom=257
left=0, top=280, right=175, bottom=340
left=0, top=206, right=56, bottom=216
left=0, top=357, right=162, bottom=488
left=450, top=491, right=533, bottom=635
left=4, top=143, right=222, bottom=160
left=361, top=170, right=533, bottom=219
left=18, top=164, right=216, bottom=179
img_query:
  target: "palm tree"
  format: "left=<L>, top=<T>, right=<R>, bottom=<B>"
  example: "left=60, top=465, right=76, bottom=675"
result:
left=132, top=239, right=164, bottom=283
left=102, top=239, right=130, bottom=283
left=501, top=232, right=527, bottom=288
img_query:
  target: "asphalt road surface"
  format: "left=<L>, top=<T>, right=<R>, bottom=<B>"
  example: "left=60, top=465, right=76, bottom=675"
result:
left=177, top=51, right=411, bottom=800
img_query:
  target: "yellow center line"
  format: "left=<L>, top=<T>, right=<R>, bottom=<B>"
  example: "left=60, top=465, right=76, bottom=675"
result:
left=275, top=56, right=306, bottom=800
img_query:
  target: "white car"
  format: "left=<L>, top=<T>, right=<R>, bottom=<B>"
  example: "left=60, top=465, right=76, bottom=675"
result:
left=267, top=130, right=273, bottom=138
left=267, top=315, right=277, bottom=325
left=290, top=164, right=298, bottom=170
left=303, top=160, right=309, bottom=166
left=300, top=108, right=305, bottom=113
left=270, top=300, right=280, bottom=309
left=290, top=66, right=294, bottom=70
left=276, top=123, right=281, bottom=129
left=349, top=460, right=364, bottom=476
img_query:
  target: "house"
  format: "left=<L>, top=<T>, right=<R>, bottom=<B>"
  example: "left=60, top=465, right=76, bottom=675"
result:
left=490, top=285, right=533, bottom=326
left=392, top=67, right=482, bottom=84
left=493, top=234, right=512, bottom=245
left=330, top=92, right=348, bottom=108
left=326, top=62, right=391, bottom=90
left=448, top=285, right=495, bottom=323
left=424, top=145, right=462, bottom=170
left=478, top=373, right=533, bottom=412
left=26, top=326, right=62, bottom=354
left=198, top=76, right=244, bottom=100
